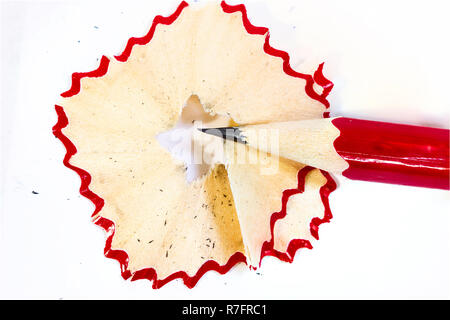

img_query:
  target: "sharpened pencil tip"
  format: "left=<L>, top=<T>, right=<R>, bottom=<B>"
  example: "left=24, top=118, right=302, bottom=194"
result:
left=197, top=127, right=247, bottom=144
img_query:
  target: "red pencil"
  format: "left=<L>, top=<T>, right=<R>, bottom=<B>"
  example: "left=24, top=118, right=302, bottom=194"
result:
left=199, top=117, right=450, bottom=190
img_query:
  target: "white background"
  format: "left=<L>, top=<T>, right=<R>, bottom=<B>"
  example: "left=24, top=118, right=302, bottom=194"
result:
left=1, top=0, right=449, bottom=299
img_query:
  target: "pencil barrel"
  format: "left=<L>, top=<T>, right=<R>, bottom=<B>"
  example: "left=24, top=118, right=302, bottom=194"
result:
left=332, top=117, right=450, bottom=189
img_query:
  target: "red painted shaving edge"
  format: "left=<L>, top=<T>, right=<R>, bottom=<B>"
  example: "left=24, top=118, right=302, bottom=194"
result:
left=53, top=0, right=336, bottom=288
left=260, top=167, right=336, bottom=264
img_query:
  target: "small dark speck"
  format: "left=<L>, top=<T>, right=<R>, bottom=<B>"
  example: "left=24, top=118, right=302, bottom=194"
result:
left=194, top=216, right=197, bottom=219
left=160, top=189, right=163, bottom=192
left=94, top=26, right=99, bottom=29
left=166, top=251, right=168, bottom=258
left=77, top=40, right=80, bottom=43
left=164, top=220, right=167, bottom=226
left=137, top=239, right=140, bottom=242
left=32, top=191, right=39, bottom=195
left=148, top=240, right=154, bottom=244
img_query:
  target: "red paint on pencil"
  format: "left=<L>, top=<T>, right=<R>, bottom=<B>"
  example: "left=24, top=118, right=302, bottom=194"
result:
left=332, top=117, right=450, bottom=190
